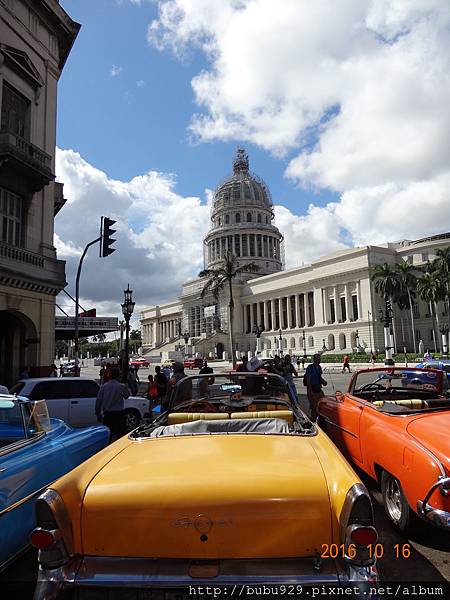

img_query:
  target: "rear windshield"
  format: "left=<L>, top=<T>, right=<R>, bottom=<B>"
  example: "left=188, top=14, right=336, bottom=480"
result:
left=9, top=382, right=25, bottom=395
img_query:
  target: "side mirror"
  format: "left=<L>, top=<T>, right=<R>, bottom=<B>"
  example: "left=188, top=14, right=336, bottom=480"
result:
left=335, top=391, right=344, bottom=402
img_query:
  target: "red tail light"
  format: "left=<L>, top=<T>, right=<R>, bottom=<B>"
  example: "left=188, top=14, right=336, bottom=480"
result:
left=350, top=526, right=377, bottom=546
left=31, top=528, right=55, bottom=549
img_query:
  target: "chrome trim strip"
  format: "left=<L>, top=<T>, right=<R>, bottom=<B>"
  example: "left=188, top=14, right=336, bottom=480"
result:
left=0, top=431, right=45, bottom=458
left=409, top=439, right=446, bottom=478
left=322, top=416, right=358, bottom=438
left=0, top=479, right=57, bottom=518
left=417, top=502, right=450, bottom=530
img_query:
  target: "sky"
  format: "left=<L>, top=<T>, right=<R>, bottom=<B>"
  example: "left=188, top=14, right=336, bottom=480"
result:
left=55, top=0, right=450, bottom=323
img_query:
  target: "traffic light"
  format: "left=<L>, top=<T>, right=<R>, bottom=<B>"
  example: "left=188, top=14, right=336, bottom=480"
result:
left=100, top=216, right=116, bottom=257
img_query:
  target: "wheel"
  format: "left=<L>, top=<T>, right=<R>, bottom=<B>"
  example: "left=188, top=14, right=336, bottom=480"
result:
left=381, top=470, right=412, bottom=532
left=124, top=409, right=141, bottom=432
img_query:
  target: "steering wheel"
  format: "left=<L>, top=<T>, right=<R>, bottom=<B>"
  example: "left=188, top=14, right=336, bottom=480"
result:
left=188, top=400, right=217, bottom=413
left=360, top=383, right=386, bottom=392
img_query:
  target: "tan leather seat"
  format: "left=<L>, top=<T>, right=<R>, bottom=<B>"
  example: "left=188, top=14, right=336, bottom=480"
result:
left=167, top=412, right=228, bottom=425
left=230, top=410, right=294, bottom=425
left=373, top=399, right=428, bottom=408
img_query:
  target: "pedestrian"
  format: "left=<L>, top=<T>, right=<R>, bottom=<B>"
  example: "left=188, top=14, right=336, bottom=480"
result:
left=199, top=359, right=214, bottom=375
left=296, top=357, right=301, bottom=370
left=304, top=353, right=327, bottom=421
left=146, top=374, right=158, bottom=413
left=162, top=363, right=172, bottom=380
left=127, top=366, right=139, bottom=396
left=49, top=364, right=58, bottom=377
left=342, top=355, right=351, bottom=373
left=165, top=361, right=191, bottom=411
left=103, top=362, right=111, bottom=383
left=301, top=356, right=306, bottom=371
left=283, top=354, right=298, bottom=404
left=95, top=367, right=130, bottom=442
left=370, top=352, right=376, bottom=367
left=59, top=363, right=64, bottom=377
left=0, top=384, right=9, bottom=394
left=236, top=356, right=249, bottom=372
left=154, top=365, right=167, bottom=405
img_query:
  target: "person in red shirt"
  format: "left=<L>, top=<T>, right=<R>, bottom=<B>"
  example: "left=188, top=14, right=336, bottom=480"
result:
left=342, top=355, right=351, bottom=373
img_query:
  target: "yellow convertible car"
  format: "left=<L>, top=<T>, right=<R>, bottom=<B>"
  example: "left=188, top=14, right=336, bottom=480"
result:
left=33, top=373, right=378, bottom=599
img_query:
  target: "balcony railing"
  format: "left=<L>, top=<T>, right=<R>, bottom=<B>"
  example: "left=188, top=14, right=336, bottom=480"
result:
left=0, top=130, right=54, bottom=190
left=0, top=241, right=44, bottom=268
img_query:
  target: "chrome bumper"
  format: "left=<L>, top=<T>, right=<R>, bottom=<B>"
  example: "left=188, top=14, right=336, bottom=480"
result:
left=34, top=556, right=378, bottom=599
left=417, top=476, right=450, bottom=530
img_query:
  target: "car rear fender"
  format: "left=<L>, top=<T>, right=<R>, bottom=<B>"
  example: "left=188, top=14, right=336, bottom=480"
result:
left=125, top=397, right=148, bottom=417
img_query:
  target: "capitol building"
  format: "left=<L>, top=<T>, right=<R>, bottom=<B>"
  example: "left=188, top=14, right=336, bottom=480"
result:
left=140, top=149, right=449, bottom=359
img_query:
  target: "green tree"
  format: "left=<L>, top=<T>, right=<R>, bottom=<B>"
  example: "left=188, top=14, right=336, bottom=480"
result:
left=417, top=264, right=445, bottom=353
left=371, top=262, right=400, bottom=351
left=199, top=252, right=259, bottom=366
left=394, top=260, right=418, bottom=353
left=432, top=247, right=450, bottom=341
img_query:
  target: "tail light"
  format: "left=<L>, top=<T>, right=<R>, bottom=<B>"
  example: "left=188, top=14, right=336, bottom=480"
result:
left=350, top=526, right=378, bottom=546
left=31, top=528, right=56, bottom=550
left=340, top=484, right=377, bottom=566
left=33, top=489, right=73, bottom=569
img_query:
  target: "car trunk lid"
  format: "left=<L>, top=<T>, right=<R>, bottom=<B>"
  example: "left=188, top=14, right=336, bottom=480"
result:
left=81, top=435, right=332, bottom=558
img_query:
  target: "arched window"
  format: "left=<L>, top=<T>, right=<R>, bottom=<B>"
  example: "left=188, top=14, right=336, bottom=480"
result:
left=257, top=213, right=261, bottom=223
left=225, top=214, right=230, bottom=224
left=235, top=213, right=241, bottom=223
left=328, top=334, right=335, bottom=350
left=282, top=338, right=287, bottom=349
left=218, top=217, right=221, bottom=226
left=290, top=337, right=296, bottom=348
left=265, top=215, right=269, bottom=224
left=247, top=212, right=252, bottom=222
left=265, top=339, right=272, bottom=350
left=308, top=336, right=314, bottom=348
left=350, top=331, right=357, bottom=349
left=339, top=333, right=346, bottom=350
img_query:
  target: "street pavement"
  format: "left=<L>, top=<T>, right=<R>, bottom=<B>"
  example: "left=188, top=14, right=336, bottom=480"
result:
left=1, top=366, right=448, bottom=593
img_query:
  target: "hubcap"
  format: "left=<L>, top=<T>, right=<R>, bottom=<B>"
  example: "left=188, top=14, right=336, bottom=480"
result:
left=385, top=476, right=403, bottom=521
left=125, top=412, right=139, bottom=431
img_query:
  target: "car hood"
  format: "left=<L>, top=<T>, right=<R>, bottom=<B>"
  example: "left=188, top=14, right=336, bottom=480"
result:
left=406, top=411, right=450, bottom=465
left=81, top=435, right=333, bottom=559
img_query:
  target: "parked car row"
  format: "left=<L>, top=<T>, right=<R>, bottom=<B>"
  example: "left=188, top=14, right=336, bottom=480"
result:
left=2, top=363, right=449, bottom=596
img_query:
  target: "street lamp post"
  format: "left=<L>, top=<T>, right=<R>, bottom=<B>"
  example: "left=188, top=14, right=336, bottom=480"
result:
left=367, top=311, right=373, bottom=354
left=302, top=329, right=307, bottom=358
left=355, top=329, right=359, bottom=353
left=278, top=329, right=283, bottom=356
left=322, top=339, right=328, bottom=353
left=253, top=325, right=264, bottom=355
left=121, top=284, right=135, bottom=383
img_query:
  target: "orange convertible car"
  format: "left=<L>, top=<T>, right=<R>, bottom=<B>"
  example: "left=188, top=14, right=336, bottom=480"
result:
left=317, top=367, right=450, bottom=532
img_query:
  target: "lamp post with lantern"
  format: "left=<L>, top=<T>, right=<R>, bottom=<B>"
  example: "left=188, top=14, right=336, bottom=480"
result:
left=253, top=324, right=264, bottom=355
left=278, top=329, right=283, bottom=356
left=121, top=284, right=135, bottom=383
left=302, top=329, right=307, bottom=359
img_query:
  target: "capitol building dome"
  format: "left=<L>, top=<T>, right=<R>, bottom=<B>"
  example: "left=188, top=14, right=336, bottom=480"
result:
left=204, top=148, right=284, bottom=276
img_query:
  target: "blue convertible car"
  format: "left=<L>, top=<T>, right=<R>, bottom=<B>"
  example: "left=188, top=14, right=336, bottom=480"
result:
left=0, top=393, right=109, bottom=570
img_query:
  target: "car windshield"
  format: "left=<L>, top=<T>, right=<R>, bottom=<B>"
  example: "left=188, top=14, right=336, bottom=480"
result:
left=352, top=368, right=443, bottom=395
left=0, top=398, right=51, bottom=448
left=133, top=373, right=313, bottom=439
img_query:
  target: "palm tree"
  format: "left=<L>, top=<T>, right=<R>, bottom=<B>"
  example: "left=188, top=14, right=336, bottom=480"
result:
left=417, top=265, right=446, bottom=353
left=394, top=260, right=418, bottom=352
left=371, top=262, right=400, bottom=351
left=199, top=252, right=259, bottom=366
left=432, top=247, right=450, bottom=344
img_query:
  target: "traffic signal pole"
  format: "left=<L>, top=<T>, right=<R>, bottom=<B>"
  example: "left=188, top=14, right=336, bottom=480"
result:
left=73, top=217, right=116, bottom=376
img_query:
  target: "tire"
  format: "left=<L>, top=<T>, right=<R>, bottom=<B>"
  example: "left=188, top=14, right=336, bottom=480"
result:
left=124, top=409, right=141, bottom=432
left=380, top=470, right=412, bottom=532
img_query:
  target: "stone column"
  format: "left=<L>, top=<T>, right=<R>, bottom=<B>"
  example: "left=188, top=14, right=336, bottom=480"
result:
left=263, top=301, right=268, bottom=331
left=335, top=286, right=341, bottom=322
left=256, top=302, right=261, bottom=328
left=356, top=281, right=362, bottom=320
left=250, top=303, right=255, bottom=332
left=295, top=295, right=300, bottom=329
left=279, top=298, right=284, bottom=330
left=271, top=299, right=275, bottom=330
left=287, top=296, right=292, bottom=329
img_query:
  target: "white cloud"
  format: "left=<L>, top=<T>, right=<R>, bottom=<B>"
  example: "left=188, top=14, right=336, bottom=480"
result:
left=111, top=64, right=123, bottom=77
left=55, top=149, right=211, bottom=317
left=148, top=0, right=450, bottom=249
left=136, top=79, right=145, bottom=87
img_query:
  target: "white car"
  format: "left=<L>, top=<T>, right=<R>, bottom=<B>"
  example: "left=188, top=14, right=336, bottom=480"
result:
left=10, top=378, right=148, bottom=432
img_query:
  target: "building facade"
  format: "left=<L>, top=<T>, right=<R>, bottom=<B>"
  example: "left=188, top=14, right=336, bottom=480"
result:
left=0, top=0, right=79, bottom=386
left=141, top=151, right=450, bottom=359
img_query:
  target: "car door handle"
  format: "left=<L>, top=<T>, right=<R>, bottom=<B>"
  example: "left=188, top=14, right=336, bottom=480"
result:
left=71, top=400, right=79, bottom=404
